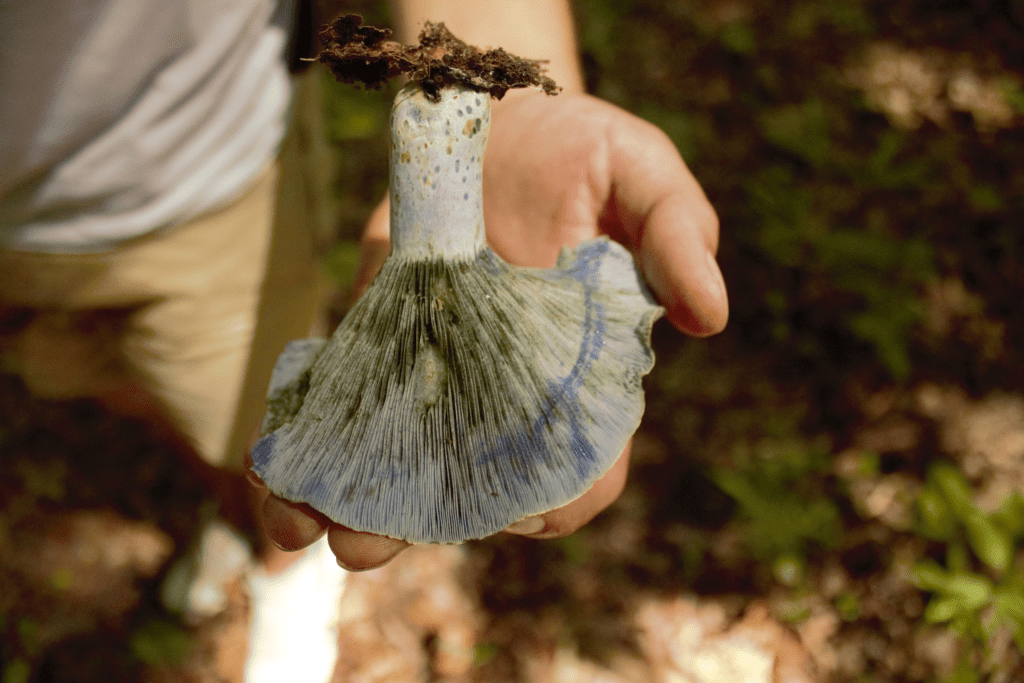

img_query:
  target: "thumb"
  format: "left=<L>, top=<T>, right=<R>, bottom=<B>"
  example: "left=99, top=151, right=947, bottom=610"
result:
left=605, top=118, right=728, bottom=336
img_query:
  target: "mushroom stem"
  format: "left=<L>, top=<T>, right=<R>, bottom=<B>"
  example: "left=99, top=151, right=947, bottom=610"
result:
left=390, top=84, right=489, bottom=261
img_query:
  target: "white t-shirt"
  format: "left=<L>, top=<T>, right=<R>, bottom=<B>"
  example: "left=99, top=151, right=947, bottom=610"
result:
left=0, top=0, right=295, bottom=253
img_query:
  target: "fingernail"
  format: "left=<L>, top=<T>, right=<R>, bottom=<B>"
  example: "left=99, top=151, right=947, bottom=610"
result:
left=505, top=516, right=546, bottom=536
left=244, top=469, right=267, bottom=489
left=705, top=251, right=727, bottom=304
left=336, top=557, right=376, bottom=572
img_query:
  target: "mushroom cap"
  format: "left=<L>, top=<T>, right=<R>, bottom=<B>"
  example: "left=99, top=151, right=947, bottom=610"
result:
left=252, top=237, right=663, bottom=544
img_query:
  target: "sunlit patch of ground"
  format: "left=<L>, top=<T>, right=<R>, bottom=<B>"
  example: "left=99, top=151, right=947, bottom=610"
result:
left=845, top=43, right=1022, bottom=131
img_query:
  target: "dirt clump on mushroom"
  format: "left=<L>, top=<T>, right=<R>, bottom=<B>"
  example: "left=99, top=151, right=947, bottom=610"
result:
left=316, top=14, right=559, bottom=100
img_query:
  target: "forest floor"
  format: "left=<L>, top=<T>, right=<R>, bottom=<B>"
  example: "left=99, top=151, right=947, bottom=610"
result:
left=2, top=356, right=1023, bottom=683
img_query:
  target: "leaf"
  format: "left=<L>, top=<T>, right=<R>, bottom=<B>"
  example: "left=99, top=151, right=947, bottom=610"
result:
left=993, top=581, right=1024, bottom=653
left=942, top=573, right=993, bottom=611
left=969, top=184, right=1003, bottom=212
left=324, top=240, right=361, bottom=287
left=916, top=486, right=958, bottom=540
left=759, top=99, right=831, bottom=167
left=962, top=511, right=1013, bottom=574
left=710, top=468, right=841, bottom=556
left=323, top=77, right=388, bottom=141
left=911, top=560, right=950, bottom=591
left=994, top=588, right=1024, bottom=624
left=473, top=643, right=499, bottom=666
left=834, top=591, right=861, bottom=621
left=711, top=469, right=774, bottom=518
left=924, top=595, right=962, bottom=623
left=947, top=656, right=983, bottom=683
left=1002, top=78, right=1024, bottom=116
left=636, top=104, right=697, bottom=162
left=50, top=569, right=73, bottom=591
left=946, top=541, right=971, bottom=574
left=2, top=660, right=31, bottom=683
left=930, top=463, right=975, bottom=521
left=719, top=21, right=756, bottom=55
left=992, top=492, right=1024, bottom=540
left=848, top=310, right=914, bottom=380
left=130, top=618, right=192, bottom=668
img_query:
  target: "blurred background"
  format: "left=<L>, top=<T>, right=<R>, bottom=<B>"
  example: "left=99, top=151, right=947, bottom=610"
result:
left=2, top=1, right=1024, bottom=681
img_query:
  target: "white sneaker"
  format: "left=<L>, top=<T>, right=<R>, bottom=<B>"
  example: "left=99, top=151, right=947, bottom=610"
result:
left=160, top=518, right=253, bottom=622
left=244, top=536, right=348, bottom=683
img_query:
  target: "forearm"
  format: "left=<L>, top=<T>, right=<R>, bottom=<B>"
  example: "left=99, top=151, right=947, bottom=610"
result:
left=389, top=0, right=585, bottom=94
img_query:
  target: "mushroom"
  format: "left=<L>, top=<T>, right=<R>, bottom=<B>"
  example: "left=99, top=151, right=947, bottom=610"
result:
left=251, top=76, right=663, bottom=545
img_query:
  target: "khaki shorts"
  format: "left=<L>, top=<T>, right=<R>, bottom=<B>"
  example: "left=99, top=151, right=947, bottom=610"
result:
left=0, top=130, right=324, bottom=469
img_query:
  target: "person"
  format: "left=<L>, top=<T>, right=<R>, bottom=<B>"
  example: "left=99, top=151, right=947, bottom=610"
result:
left=0, top=0, right=727, bottom=680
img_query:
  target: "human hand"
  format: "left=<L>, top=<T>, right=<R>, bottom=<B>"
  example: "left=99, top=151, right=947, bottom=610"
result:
left=254, top=90, right=727, bottom=569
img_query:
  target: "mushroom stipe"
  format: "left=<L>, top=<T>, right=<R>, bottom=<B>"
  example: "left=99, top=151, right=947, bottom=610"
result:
left=251, top=26, right=664, bottom=544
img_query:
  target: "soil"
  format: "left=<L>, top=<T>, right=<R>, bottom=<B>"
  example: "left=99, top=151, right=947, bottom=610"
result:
left=317, top=15, right=559, bottom=100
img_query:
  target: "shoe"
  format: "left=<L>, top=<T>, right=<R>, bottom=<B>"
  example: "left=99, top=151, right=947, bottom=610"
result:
left=244, top=536, right=348, bottom=683
left=161, top=518, right=253, bottom=622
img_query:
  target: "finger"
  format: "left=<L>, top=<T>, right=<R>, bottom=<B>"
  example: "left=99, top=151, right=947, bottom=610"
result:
left=327, top=526, right=410, bottom=571
left=639, top=192, right=728, bottom=336
left=243, top=448, right=267, bottom=490
left=607, top=120, right=728, bottom=336
left=261, top=493, right=329, bottom=551
left=244, top=468, right=268, bottom=490
left=503, top=440, right=632, bottom=539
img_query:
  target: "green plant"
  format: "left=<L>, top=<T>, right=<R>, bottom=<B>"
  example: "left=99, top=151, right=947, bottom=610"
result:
left=911, top=463, right=1024, bottom=670
left=323, top=240, right=361, bottom=288
left=0, top=616, right=38, bottom=683
left=1, top=659, right=30, bottom=683
left=711, top=435, right=842, bottom=578
left=129, top=616, right=193, bottom=669
left=740, top=152, right=936, bottom=380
